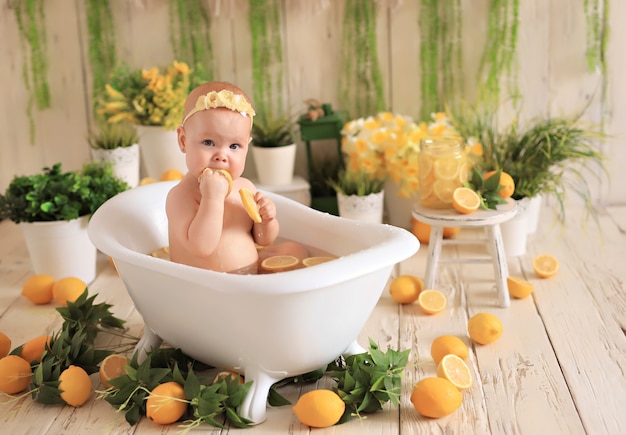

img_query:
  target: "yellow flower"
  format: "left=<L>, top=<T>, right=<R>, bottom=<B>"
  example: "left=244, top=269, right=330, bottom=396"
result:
left=97, top=60, right=201, bottom=130
left=341, top=111, right=458, bottom=198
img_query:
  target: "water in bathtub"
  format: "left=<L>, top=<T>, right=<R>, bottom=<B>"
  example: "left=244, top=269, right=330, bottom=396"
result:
left=149, top=237, right=338, bottom=274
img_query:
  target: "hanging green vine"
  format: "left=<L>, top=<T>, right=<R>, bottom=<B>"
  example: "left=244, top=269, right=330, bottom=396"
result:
left=418, top=0, right=439, bottom=120
left=168, top=0, right=214, bottom=80
left=13, top=0, right=50, bottom=143
left=477, top=0, right=520, bottom=106
left=584, top=0, right=610, bottom=131
left=339, top=0, right=385, bottom=119
left=418, top=0, right=463, bottom=120
left=85, top=0, right=117, bottom=101
left=249, top=0, right=286, bottom=118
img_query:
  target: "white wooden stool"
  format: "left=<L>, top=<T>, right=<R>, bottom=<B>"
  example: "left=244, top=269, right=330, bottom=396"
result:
left=412, top=200, right=518, bottom=307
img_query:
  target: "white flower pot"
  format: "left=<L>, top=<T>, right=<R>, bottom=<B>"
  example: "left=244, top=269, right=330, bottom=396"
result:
left=20, top=215, right=97, bottom=283
left=526, top=194, right=543, bottom=235
left=91, top=143, right=140, bottom=188
left=337, top=191, right=385, bottom=224
left=501, top=197, right=531, bottom=257
left=251, top=143, right=296, bottom=186
left=136, top=126, right=186, bottom=179
left=384, top=179, right=418, bottom=230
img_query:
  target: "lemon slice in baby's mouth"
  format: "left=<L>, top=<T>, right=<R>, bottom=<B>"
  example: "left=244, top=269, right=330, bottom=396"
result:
left=199, top=168, right=232, bottom=196
left=239, top=187, right=262, bottom=223
left=216, top=169, right=233, bottom=196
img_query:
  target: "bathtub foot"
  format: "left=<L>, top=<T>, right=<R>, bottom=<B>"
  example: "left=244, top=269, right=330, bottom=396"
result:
left=134, top=326, right=163, bottom=364
left=343, top=340, right=367, bottom=357
left=240, top=368, right=282, bottom=425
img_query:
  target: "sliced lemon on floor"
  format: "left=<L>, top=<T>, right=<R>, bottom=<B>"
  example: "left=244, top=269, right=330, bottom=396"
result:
left=452, top=187, right=481, bottom=214
left=260, top=255, right=300, bottom=272
left=417, top=289, right=447, bottom=314
left=239, top=188, right=262, bottom=223
left=532, top=254, right=559, bottom=278
left=302, top=256, right=336, bottom=267
left=507, top=276, right=534, bottom=298
left=436, top=354, right=473, bottom=390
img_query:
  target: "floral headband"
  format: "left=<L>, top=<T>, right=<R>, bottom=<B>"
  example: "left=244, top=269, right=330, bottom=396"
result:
left=181, top=89, right=256, bottom=126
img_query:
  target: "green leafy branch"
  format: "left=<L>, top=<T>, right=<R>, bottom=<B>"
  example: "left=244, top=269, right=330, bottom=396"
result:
left=24, top=289, right=128, bottom=405
left=329, top=339, right=409, bottom=423
left=464, top=167, right=507, bottom=210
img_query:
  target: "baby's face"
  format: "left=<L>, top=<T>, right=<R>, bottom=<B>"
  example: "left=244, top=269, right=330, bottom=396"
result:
left=179, top=108, right=252, bottom=179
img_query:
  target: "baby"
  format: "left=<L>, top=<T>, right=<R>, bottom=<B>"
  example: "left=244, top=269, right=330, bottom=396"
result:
left=166, top=81, right=282, bottom=274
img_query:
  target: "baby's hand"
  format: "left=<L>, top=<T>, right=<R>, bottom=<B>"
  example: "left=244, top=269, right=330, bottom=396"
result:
left=198, top=168, right=231, bottom=199
left=255, top=191, right=276, bottom=223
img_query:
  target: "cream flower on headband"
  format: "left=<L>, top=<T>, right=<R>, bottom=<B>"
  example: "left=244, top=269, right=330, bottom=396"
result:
left=181, top=89, right=256, bottom=125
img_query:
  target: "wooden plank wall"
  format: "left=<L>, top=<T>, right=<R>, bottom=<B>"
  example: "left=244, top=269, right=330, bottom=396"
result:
left=0, top=0, right=624, bottom=204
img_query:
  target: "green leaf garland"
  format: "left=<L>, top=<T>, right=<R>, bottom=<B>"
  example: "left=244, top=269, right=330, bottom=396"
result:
left=249, top=0, right=286, bottom=118
left=339, top=0, right=385, bottom=119
left=85, top=0, right=117, bottom=101
left=168, top=0, right=214, bottom=80
left=13, top=0, right=50, bottom=144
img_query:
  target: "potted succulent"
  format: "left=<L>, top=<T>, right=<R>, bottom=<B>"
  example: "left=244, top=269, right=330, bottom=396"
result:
left=96, top=60, right=206, bottom=179
left=0, top=162, right=129, bottom=283
left=329, top=168, right=386, bottom=223
left=250, top=111, right=298, bottom=186
left=88, top=121, right=140, bottom=187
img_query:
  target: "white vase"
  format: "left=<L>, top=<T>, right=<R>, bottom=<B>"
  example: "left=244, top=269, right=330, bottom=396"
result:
left=337, top=191, right=385, bottom=224
left=90, top=143, right=140, bottom=188
left=384, top=179, right=418, bottom=230
left=136, top=126, right=185, bottom=179
left=251, top=143, right=297, bottom=186
left=501, top=197, right=531, bottom=257
left=20, top=215, right=97, bottom=284
left=526, top=195, right=543, bottom=235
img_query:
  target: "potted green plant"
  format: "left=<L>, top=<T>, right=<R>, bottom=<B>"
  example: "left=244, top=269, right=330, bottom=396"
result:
left=250, top=111, right=298, bottom=186
left=88, top=121, right=140, bottom=187
left=329, top=168, right=386, bottom=223
left=449, top=104, right=606, bottom=255
left=0, top=162, right=129, bottom=283
left=96, top=60, right=206, bottom=179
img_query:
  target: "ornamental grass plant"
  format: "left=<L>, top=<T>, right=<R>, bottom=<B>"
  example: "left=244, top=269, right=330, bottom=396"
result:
left=448, top=103, right=607, bottom=224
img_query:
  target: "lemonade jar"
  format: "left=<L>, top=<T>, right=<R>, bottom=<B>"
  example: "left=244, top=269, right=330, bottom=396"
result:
left=418, top=136, right=469, bottom=209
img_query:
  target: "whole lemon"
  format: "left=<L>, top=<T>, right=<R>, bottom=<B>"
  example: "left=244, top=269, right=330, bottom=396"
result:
left=468, top=312, right=503, bottom=345
left=292, top=389, right=345, bottom=428
left=430, top=335, right=469, bottom=364
left=0, top=355, right=33, bottom=394
left=52, top=277, right=86, bottom=306
left=146, top=381, right=188, bottom=425
left=21, top=274, right=56, bottom=304
left=410, top=377, right=463, bottom=418
left=59, top=365, right=92, bottom=407
left=389, top=275, right=424, bottom=304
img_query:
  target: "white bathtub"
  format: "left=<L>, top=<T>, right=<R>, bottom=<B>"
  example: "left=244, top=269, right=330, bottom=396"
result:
left=88, top=181, right=419, bottom=424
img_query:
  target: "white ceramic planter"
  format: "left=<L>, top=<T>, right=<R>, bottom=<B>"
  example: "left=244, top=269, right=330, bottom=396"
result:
left=384, top=179, right=418, bottom=229
left=91, top=143, right=140, bottom=187
left=501, top=197, right=531, bottom=257
left=526, top=194, right=543, bottom=235
left=337, top=191, right=385, bottom=224
left=20, top=215, right=97, bottom=283
left=251, top=143, right=296, bottom=186
left=136, top=126, right=185, bottom=179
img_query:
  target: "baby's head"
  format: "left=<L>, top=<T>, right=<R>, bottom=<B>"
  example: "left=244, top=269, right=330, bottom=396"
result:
left=178, top=82, right=255, bottom=180
left=181, top=81, right=255, bottom=129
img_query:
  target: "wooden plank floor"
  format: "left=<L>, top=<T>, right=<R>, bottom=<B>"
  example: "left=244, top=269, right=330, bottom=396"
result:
left=1, top=203, right=625, bottom=434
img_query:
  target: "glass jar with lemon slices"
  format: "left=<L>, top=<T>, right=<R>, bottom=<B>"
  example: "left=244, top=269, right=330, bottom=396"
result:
left=418, top=136, right=469, bottom=209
